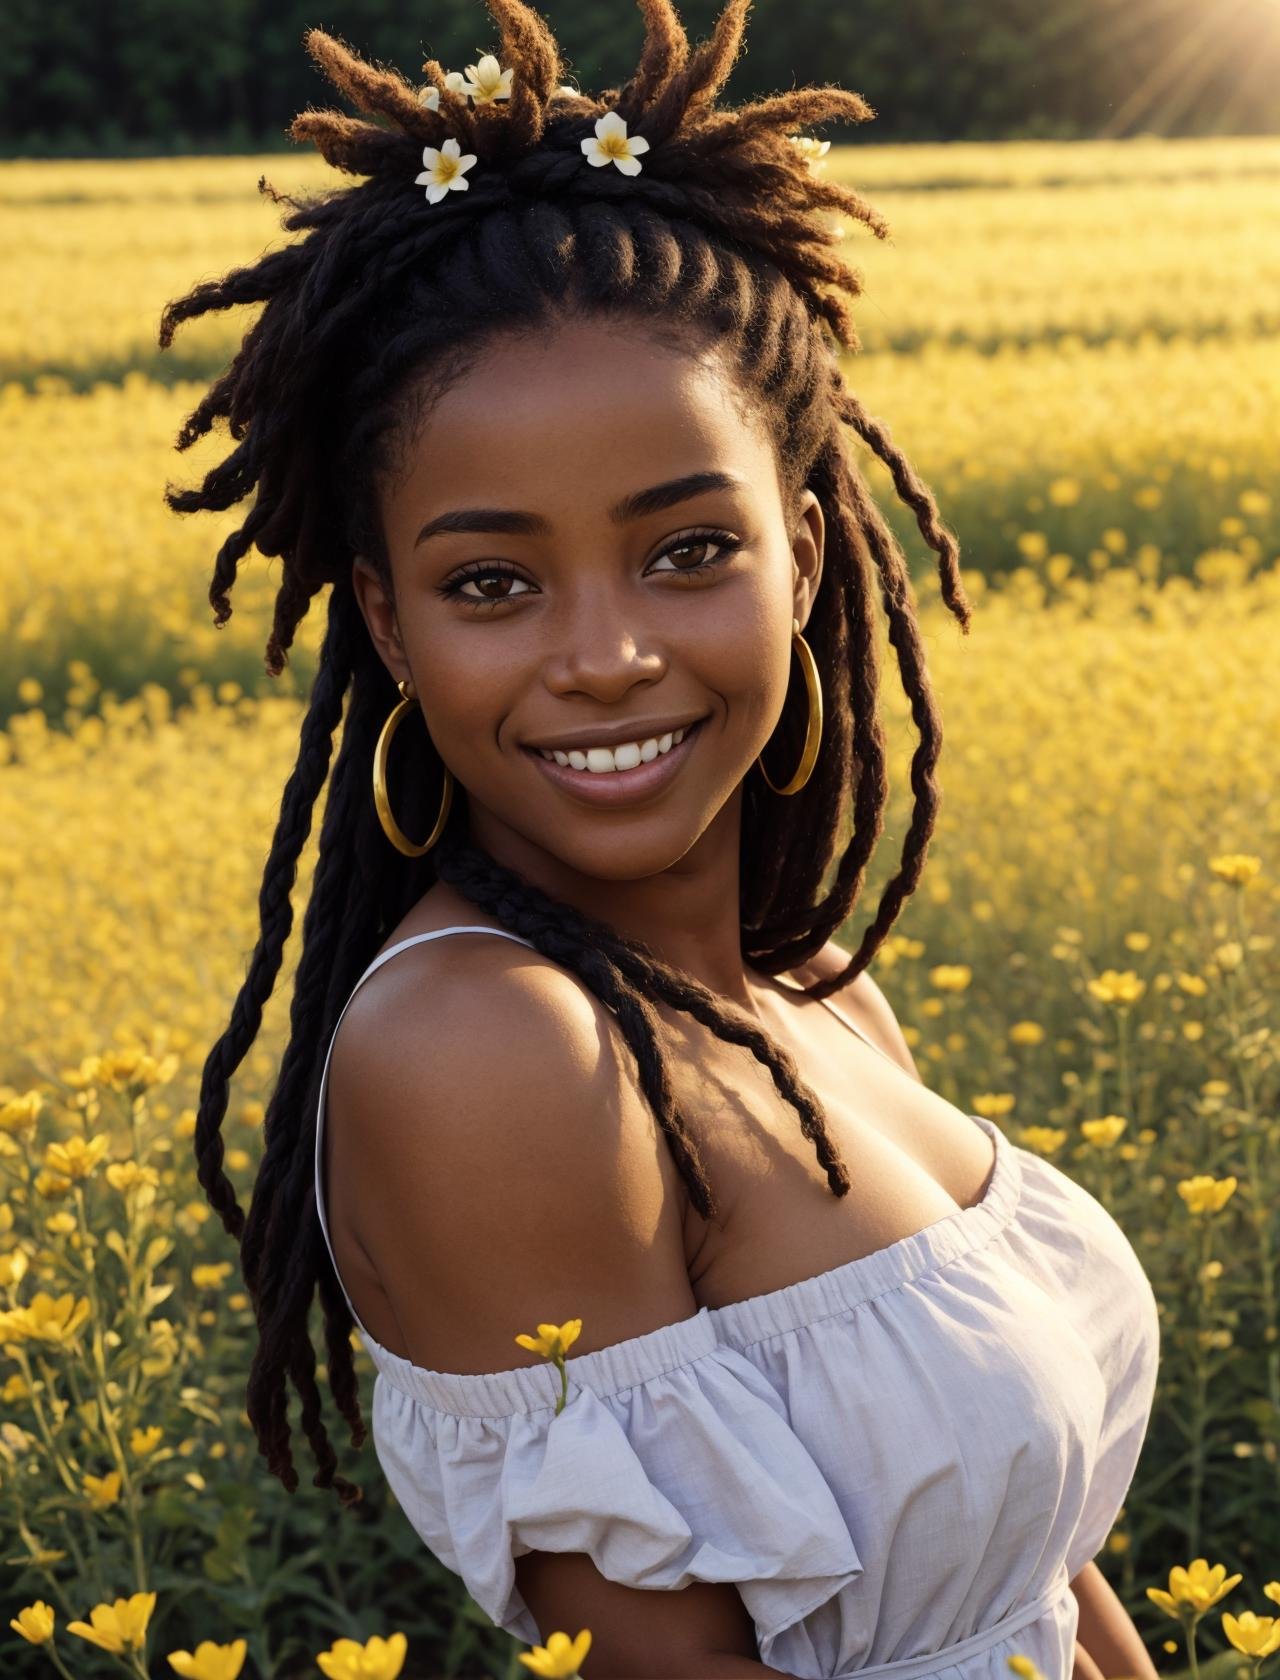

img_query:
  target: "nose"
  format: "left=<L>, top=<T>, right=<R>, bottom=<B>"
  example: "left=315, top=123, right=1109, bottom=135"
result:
left=541, top=598, right=667, bottom=703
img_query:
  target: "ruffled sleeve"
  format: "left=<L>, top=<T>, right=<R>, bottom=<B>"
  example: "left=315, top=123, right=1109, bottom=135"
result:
left=364, top=1305, right=864, bottom=1655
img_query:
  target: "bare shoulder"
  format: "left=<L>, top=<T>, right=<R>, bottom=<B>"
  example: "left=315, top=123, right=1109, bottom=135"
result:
left=325, top=927, right=696, bottom=1374
left=796, top=938, right=923, bottom=1082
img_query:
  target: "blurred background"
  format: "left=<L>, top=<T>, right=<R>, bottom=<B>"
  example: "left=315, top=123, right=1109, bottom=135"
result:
left=1, top=2, right=1277, bottom=1677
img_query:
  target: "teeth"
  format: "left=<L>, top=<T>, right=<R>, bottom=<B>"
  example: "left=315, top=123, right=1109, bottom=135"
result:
left=540, top=725, right=692, bottom=773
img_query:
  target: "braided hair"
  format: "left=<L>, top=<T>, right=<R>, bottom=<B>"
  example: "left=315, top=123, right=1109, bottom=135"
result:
left=160, top=0, right=973, bottom=1506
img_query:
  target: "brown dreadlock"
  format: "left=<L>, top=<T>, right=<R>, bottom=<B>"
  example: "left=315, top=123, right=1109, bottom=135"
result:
left=159, top=0, right=973, bottom=1508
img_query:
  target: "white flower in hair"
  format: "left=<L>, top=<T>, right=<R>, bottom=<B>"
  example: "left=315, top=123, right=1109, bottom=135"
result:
left=415, top=137, right=478, bottom=204
left=461, top=53, right=513, bottom=104
left=580, top=111, right=650, bottom=176
left=444, top=70, right=468, bottom=94
left=418, top=84, right=440, bottom=110
left=790, top=134, right=832, bottom=168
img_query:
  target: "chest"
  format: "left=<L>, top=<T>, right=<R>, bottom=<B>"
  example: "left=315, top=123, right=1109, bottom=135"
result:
left=647, top=986, right=1001, bottom=1311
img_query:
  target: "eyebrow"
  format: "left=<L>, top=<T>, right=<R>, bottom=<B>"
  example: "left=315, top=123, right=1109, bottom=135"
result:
left=413, top=470, right=746, bottom=548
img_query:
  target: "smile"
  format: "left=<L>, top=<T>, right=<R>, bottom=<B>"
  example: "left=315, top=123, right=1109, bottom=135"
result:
left=522, top=719, right=706, bottom=807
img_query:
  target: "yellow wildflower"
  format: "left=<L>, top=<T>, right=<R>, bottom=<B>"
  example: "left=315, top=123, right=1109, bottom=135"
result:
left=131, top=1425, right=164, bottom=1456
left=1222, top=1610, right=1280, bottom=1658
left=1148, top=1559, right=1242, bottom=1618
left=1008, top=1021, right=1045, bottom=1046
left=1081, top=1117, right=1127, bottom=1148
left=1017, top=1126, right=1068, bottom=1155
left=515, top=1319, right=583, bottom=1360
left=7, top=1291, right=91, bottom=1344
left=192, top=1261, right=234, bottom=1289
left=929, top=964, right=972, bottom=991
left=1087, top=969, right=1145, bottom=1004
left=43, top=1133, right=111, bottom=1180
left=1177, top=1175, right=1238, bottom=1215
left=83, top=1469, right=123, bottom=1509
left=166, top=1636, right=249, bottom=1678
left=0, top=1092, right=42, bottom=1135
left=1209, top=852, right=1261, bottom=885
left=10, top=1601, right=56, bottom=1643
left=972, top=1093, right=1015, bottom=1118
left=0, top=1247, right=30, bottom=1286
left=519, top=1628, right=593, bottom=1678
left=67, top=1591, right=157, bottom=1654
left=316, top=1631, right=408, bottom=1680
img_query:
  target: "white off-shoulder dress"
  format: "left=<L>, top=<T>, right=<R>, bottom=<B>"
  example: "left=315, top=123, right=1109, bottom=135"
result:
left=313, top=926, right=1162, bottom=1680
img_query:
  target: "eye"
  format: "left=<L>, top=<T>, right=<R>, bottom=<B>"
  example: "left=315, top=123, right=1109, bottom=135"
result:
left=646, top=528, right=743, bottom=577
left=435, top=559, right=533, bottom=607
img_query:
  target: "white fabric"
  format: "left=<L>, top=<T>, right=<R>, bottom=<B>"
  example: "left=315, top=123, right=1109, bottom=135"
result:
left=315, top=930, right=1161, bottom=1680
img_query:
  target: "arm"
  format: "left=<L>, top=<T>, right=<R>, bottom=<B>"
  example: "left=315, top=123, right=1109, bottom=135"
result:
left=340, top=941, right=775, bottom=1680
left=1071, top=1560, right=1159, bottom=1680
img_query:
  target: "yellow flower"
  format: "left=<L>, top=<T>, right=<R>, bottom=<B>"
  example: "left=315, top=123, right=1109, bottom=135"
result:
left=1008, top=1021, right=1045, bottom=1046
left=192, top=1261, right=234, bottom=1289
left=515, top=1319, right=583, bottom=1360
left=9, top=1291, right=91, bottom=1344
left=131, top=1425, right=164, bottom=1456
left=0, top=1247, right=30, bottom=1286
left=43, top=1133, right=111, bottom=1180
left=0, top=1092, right=42, bottom=1135
left=1212, top=940, right=1243, bottom=972
left=1087, top=969, right=1145, bottom=1004
left=16, top=677, right=43, bottom=705
left=414, top=137, right=479, bottom=204
left=1017, top=1126, right=1068, bottom=1155
left=1123, top=931, right=1151, bottom=951
left=224, top=1148, right=251, bottom=1172
left=1081, top=1116, right=1127, bottom=1148
left=1209, top=852, right=1262, bottom=885
left=166, top=1636, right=249, bottom=1678
left=1176, top=972, right=1208, bottom=996
left=83, top=1469, right=123, bottom=1509
left=460, top=53, right=514, bottom=104
left=971, top=1093, right=1015, bottom=1118
left=45, top=1210, right=78, bottom=1233
left=1222, top=1610, right=1280, bottom=1658
left=106, top=1160, right=161, bottom=1192
left=1016, top=531, right=1049, bottom=561
left=67, top=1591, right=157, bottom=1654
left=518, top=1628, right=593, bottom=1678
left=1005, top=1658, right=1046, bottom=1680
left=580, top=111, right=650, bottom=176
left=928, top=964, right=972, bottom=991
left=10, top=1601, right=56, bottom=1644
left=1147, top=1558, right=1242, bottom=1618
left=1047, top=477, right=1081, bottom=506
left=1238, top=489, right=1271, bottom=516
left=1177, top=1175, right=1238, bottom=1215
left=316, top=1631, right=408, bottom=1680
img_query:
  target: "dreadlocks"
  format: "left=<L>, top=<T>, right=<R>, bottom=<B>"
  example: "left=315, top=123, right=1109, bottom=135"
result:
left=159, top=0, right=973, bottom=1507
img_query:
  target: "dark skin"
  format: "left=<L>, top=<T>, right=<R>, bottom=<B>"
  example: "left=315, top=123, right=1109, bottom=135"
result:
left=352, top=312, right=823, bottom=1021
left=349, top=315, right=1154, bottom=1680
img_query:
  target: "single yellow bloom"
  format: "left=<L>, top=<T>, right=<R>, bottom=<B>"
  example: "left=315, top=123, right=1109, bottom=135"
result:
left=971, top=1093, right=1015, bottom=1118
left=0, top=1092, right=42, bottom=1135
left=83, top=1469, right=123, bottom=1509
left=1146, top=1558, right=1242, bottom=1618
left=315, top=1630, right=408, bottom=1680
left=1081, top=1116, right=1127, bottom=1149
left=1223, top=1611, right=1280, bottom=1658
left=1005, top=1657, right=1046, bottom=1680
left=1176, top=972, right=1208, bottom=996
left=515, top=1319, right=583, bottom=1360
left=1017, top=1126, right=1068, bottom=1155
left=1087, top=969, right=1145, bottom=1004
left=131, top=1424, right=164, bottom=1456
left=166, top=1635, right=249, bottom=1678
left=9, top=1291, right=91, bottom=1344
left=106, top=1160, right=161, bottom=1192
left=1177, top=1175, right=1238, bottom=1215
left=1008, top=1021, right=1045, bottom=1046
left=44, top=1133, right=111, bottom=1180
left=10, top=1601, right=55, bottom=1644
left=928, top=964, right=972, bottom=991
left=0, top=1247, right=30, bottom=1286
left=518, top=1627, right=593, bottom=1678
left=67, top=1591, right=157, bottom=1654
left=192, top=1261, right=234, bottom=1289
left=1047, top=477, right=1081, bottom=506
left=1208, top=852, right=1261, bottom=885
left=34, top=1169, right=74, bottom=1199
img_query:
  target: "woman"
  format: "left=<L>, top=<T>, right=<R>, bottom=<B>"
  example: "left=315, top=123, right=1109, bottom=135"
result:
left=162, top=3, right=1161, bottom=1676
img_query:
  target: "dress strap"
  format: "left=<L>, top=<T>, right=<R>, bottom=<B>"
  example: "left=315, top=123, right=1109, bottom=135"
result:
left=313, top=926, right=537, bottom=1340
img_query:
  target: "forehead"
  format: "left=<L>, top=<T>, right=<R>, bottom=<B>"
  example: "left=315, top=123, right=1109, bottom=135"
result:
left=387, top=315, right=773, bottom=515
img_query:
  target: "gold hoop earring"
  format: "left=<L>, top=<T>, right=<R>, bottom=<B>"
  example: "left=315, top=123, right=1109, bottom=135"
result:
left=755, top=617, right=823, bottom=796
left=372, top=679, right=454, bottom=857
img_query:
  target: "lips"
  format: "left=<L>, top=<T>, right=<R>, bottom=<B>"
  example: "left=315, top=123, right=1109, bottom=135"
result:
left=522, top=718, right=704, bottom=808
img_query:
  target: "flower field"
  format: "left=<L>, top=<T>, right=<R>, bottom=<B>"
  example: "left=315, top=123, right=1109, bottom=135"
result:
left=1, top=138, right=1278, bottom=1678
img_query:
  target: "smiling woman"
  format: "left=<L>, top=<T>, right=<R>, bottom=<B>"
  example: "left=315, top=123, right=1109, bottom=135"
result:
left=156, top=1, right=1161, bottom=1677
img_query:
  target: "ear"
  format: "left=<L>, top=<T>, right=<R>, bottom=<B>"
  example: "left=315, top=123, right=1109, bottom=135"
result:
left=790, top=490, right=824, bottom=629
left=351, top=557, right=414, bottom=691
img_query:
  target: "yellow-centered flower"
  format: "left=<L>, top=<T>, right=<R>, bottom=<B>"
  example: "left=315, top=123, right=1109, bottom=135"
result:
left=414, top=138, right=479, bottom=205
left=581, top=111, right=650, bottom=176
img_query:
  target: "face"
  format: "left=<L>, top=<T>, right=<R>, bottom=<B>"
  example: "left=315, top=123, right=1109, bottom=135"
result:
left=353, top=312, right=824, bottom=892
